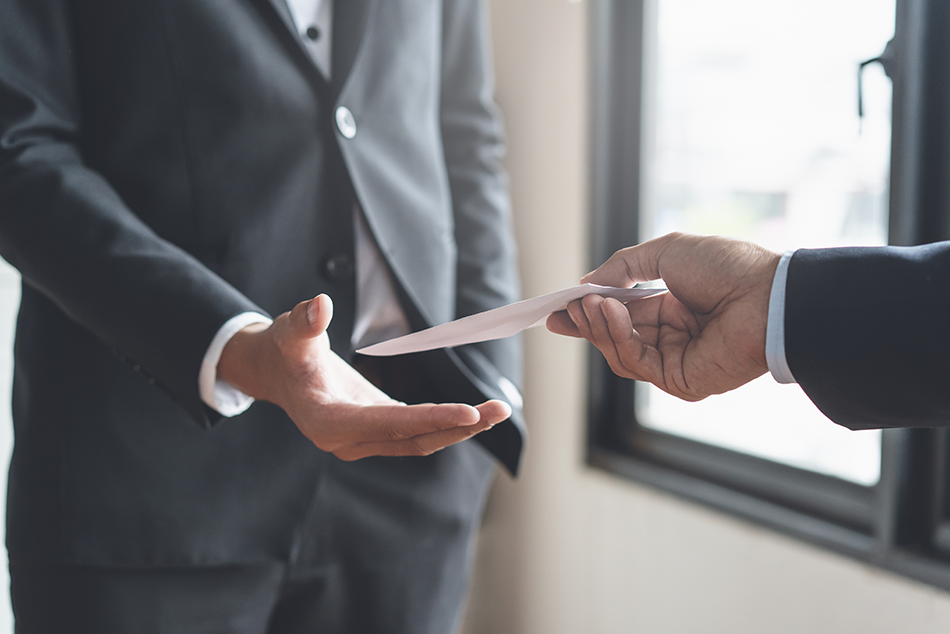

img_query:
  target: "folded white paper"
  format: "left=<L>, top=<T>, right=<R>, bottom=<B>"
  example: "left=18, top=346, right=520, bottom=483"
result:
left=356, top=283, right=666, bottom=357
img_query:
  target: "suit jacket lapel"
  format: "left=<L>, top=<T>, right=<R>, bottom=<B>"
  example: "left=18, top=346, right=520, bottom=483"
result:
left=264, top=0, right=298, bottom=38
left=331, top=0, right=377, bottom=96
left=258, top=0, right=375, bottom=98
left=256, top=0, right=332, bottom=92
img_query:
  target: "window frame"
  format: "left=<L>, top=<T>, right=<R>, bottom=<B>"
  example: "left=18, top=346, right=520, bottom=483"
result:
left=587, top=0, right=950, bottom=590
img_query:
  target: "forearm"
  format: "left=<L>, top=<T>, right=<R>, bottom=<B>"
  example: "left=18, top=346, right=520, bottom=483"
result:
left=0, top=150, right=264, bottom=424
left=786, top=242, right=950, bottom=428
left=0, top=0, right=264, bottom=423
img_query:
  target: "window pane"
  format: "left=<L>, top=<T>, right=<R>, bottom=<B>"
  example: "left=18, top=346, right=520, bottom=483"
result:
left=637, top=0, right=896, bottom=486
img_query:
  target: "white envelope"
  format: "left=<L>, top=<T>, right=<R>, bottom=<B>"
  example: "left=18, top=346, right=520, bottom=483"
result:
left=356, top=283, right=666, bottom=357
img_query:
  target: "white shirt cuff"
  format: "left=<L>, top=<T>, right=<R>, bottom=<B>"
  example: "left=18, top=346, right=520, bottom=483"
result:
left=199, top=312, right=273, bottom=417
left=765, top=251, right=797, bottom=384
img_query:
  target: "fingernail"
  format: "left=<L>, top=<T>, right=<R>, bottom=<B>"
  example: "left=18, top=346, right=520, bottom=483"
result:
left=307, top=298, right=318, bottom=325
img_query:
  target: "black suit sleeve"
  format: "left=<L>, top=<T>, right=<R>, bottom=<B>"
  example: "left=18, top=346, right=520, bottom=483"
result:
left=785, top=242, right=950, bottom=429
left=0, top=0, right=264, bottom=426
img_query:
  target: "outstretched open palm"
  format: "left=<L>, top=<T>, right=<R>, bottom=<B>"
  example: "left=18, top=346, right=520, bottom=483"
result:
left=220, top=294, right=511, bottom=460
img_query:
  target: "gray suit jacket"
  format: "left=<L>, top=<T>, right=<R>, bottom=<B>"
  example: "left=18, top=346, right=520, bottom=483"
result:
left=0, top=0, right=524, bottom=570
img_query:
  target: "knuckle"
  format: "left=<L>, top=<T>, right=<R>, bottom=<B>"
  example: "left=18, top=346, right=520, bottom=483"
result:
left=607, top=359, right=628, bottom=379
left=383, top=423, right=411, bottom=442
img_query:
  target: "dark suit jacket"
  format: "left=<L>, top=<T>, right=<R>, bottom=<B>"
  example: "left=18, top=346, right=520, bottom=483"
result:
left=0, top=0, right=524, bottom=568
left=785, top=241, right=950, bottom=429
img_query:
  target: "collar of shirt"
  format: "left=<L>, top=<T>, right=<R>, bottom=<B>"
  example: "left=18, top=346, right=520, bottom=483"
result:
left=285, top=0, right=332, bottom=80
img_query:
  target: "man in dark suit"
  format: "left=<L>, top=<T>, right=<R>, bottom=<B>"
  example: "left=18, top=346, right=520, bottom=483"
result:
left=0, top=0, right=524, bottom=631
left=548, top=232, right=950, bottom=429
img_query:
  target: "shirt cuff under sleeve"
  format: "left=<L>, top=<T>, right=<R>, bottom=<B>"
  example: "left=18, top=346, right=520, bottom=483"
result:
left=199, top=312, right=274, bottom=417
left=765, top=250, right=797, bottom=384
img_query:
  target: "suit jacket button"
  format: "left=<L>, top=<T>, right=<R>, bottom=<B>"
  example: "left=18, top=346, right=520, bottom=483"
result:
left=335, top=106, right=357, bottom=139
left=323, top=254, right=354, bottom=281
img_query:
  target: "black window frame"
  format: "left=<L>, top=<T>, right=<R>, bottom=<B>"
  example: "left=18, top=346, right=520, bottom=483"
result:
left=587, top=0, right=950, bottom=589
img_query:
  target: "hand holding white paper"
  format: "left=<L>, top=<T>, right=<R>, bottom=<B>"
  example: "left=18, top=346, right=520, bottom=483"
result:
left=356, top=283, right=666, bottom=357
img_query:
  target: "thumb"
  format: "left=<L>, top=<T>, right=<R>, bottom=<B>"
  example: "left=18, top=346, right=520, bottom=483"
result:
left=288, top=294, right=334, bottom=340
left=580, top=249, right=644, bottom=288
left=581, top=233, right=681, bottom=287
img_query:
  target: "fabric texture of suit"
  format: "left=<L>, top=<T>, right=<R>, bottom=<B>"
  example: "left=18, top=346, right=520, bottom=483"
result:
left=0, top=0, right=523, bottom=630
left=784, top=241, right=950, bottom=429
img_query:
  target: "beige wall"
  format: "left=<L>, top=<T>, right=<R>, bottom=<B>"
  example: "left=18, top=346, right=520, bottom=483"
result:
left=462, top=1, right=950, bottom=632
left=0, top=261, right=17, bottom=633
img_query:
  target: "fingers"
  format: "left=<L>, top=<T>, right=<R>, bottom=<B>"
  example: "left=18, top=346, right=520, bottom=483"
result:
left=568, top=294, right=664, bottom=384
left=354, top=400, right=510, bottom=438
left=621, top=292, right=665, bottom=327
left=546, top=310, right=582, bottom=337
left=328, top=399, right=512, bottom=461
left=474, top=399, right=513, bottom=425
left=566, top=297, right=595, bottom=341
left=578, top=295, right=639, bottom=380
left=598, top=297, right=664, bottom=385
left=319, top=402, right=482, bottom=451
left=333, top=419, right=494, bottom=461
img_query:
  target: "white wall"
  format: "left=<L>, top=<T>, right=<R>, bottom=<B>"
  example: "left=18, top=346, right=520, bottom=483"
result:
left=462, top=1, right=950, bottom=632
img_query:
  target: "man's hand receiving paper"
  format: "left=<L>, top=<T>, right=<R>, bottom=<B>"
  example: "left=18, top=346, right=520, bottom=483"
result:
left=547, top=232, right=780, bottom=401
left=219, top=294, right=511, bottom=460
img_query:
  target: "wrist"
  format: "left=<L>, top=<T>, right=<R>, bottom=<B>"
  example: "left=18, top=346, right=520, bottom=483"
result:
left=217, top=322, right=279, bottom=403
